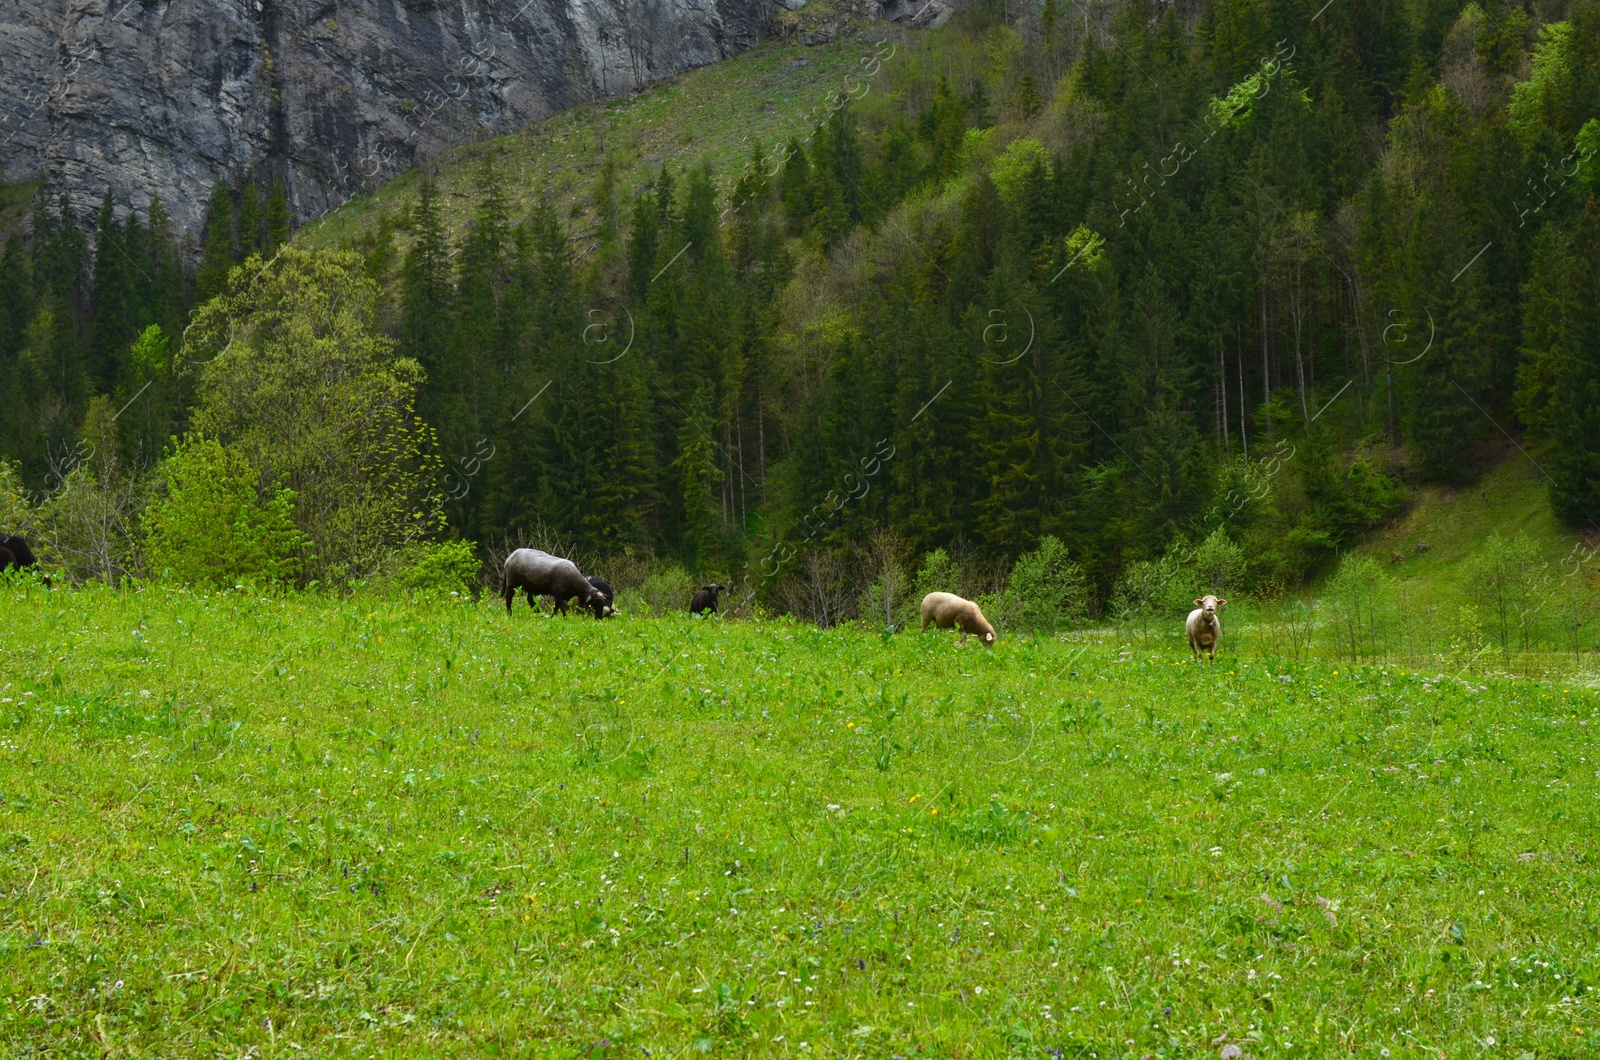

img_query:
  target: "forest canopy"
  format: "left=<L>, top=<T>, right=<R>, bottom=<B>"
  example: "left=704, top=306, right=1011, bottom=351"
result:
left=2, top=0, right=1598, bottom=606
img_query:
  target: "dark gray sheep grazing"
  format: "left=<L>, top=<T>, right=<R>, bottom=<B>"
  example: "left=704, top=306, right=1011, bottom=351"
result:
left=502, top=548, right=605, bottom=617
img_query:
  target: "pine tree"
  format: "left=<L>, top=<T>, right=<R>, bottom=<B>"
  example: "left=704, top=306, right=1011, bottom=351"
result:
left=196, top=183, right=236, bottom=301
left=627, top=180, right=662, bottom=300
left=236, top=184, right=263, bottom=260
left=451, top=164, right=510, bottom=418
left=675, top=385, right=721, bottom=565
left=1012, top=74, right=1043, bottom=119
left=779, top=139, right=812, bottom=235
left=1542, top=198, right=1600, bottom=524
left=265, top=180, right=292, bottom=253
left=400, top=180, right=454, bottom=382
left=591, top=354, right=659, bottom=549
left=0, top=237, right=29, bottom=361
left=27, top=195, right=90, bottom=430
left=89, top=188, right=131, bottom=393
left=0, top=236, right=35, bottom=477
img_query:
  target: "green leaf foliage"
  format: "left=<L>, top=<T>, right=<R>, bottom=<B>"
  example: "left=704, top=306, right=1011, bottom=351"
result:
left=143, top=434, right=310, bottom=589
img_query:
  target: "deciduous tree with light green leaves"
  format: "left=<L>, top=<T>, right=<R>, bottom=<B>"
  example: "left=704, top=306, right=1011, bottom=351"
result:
left=143, top=434, right=310, bottom=588
left=183, top=247, right=444, bottom=583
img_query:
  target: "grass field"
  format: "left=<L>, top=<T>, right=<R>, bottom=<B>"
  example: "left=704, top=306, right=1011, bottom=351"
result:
left=3, top=581, right=1599, bottom=1057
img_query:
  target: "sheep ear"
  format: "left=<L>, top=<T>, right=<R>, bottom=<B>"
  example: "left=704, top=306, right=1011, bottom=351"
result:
left=1194, top=598, right=1205, bottom=607
left=1218, top=598, right=1227, bottom=607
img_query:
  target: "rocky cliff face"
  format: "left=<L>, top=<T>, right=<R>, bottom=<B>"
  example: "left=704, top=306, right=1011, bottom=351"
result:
left=1, top=0, right=773, bottom=238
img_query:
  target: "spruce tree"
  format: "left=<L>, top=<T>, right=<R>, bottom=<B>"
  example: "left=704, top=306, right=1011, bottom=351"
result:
left=265, top=180, right=292, bottom=252
left=779, top=140, right=812, bottom=235
left=196, top=183, right=236, bottom=300
left=674, top=386, right=722, bottom=566
left=89, top=188, right=131, bottom=392
left=626, top=182, right=661, bottom=301
left=0, top=237, right=29, bottom=361
left=1543, top=198, right=1600, bottom=524
left=236, top=184, right=263, bottom=260
left=400, top=180, right=454, bottom=382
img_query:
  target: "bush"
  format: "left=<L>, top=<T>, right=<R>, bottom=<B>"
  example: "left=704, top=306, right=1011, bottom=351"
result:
left=1467, top=532, right=1549, bottom=655
left=143, top=434, right=310, bottom=589
left=391, top=540, right=480, bottom=597
left=1191, top=528, right=1248, bottom=596
left=1448, top=603, right=1486, bottom=666
left=912, top=547, right=960, bottom=599
left=34, top=399, right=145, bottom=586
left=1109, top=558, right=1169, bottom=643
left=636, top=566, right=696, bottom=616
left=1108, top=540, right=1204, bottom=643
left=0, top=460, right=31, bottom=535
left=899, top=548, right=963, bottom=630
left=857, top=531, right=910, bottom=632
left=1322, top=554, right=1394, bottom=660
left=999, top=536, right=1086, bottom=633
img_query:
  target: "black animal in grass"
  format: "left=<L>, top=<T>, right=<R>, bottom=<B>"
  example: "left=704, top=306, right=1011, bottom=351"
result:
left=0, top=534, right=48, bottom=585
left=557, top=575, right=616, bottom=619
left=502, top=548, right=608, bottom=618
left=690, top=583, right=724, bottom=616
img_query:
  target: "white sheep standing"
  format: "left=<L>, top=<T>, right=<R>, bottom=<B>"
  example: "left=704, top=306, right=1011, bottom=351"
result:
left=1186, top=594, right=1227, bottom=661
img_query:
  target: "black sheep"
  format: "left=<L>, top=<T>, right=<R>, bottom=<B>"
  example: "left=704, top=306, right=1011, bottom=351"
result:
left=690, top=583, right=724, bottom=616
left=555, top=575, right=616, bottom=619
left=0, top=534, right=47, bottom=585
left=584, top=576, right=616, bottom=618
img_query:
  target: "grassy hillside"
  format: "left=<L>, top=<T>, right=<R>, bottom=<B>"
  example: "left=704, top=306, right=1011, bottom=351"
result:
left=3, top=581, right=1600, bottom=1054
left=297, top=37, right=880, bottom=253
left=1357, top=448, right=1600, bottom=602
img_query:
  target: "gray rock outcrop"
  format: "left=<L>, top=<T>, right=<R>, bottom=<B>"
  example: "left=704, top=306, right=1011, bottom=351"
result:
left=1, top=0, right=773, bottom=237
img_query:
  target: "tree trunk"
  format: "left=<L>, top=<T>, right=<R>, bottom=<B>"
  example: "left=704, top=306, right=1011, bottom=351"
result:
left=1219, top=336, right=1231, bottom=457
left=1237, top=329, right=1249, bottom=459
left=757, top=381, right=767, bottom=506
left=1260, top=284, right=1271, bottom=435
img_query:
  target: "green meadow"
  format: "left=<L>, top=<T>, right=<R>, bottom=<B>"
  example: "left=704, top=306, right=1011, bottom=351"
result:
left=3, top=581, right=1598, bottom=1057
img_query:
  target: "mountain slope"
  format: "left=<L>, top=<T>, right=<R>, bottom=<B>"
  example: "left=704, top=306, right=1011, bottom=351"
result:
left=296, top=35, right=881, bottom=253
left=2, top=0, right=772, bottom=241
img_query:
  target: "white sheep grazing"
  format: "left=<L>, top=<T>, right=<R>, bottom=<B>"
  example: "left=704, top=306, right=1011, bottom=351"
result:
left=1186, top=594, right=1227, bottom=661
left=920, top=591, right=997, bottom=648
